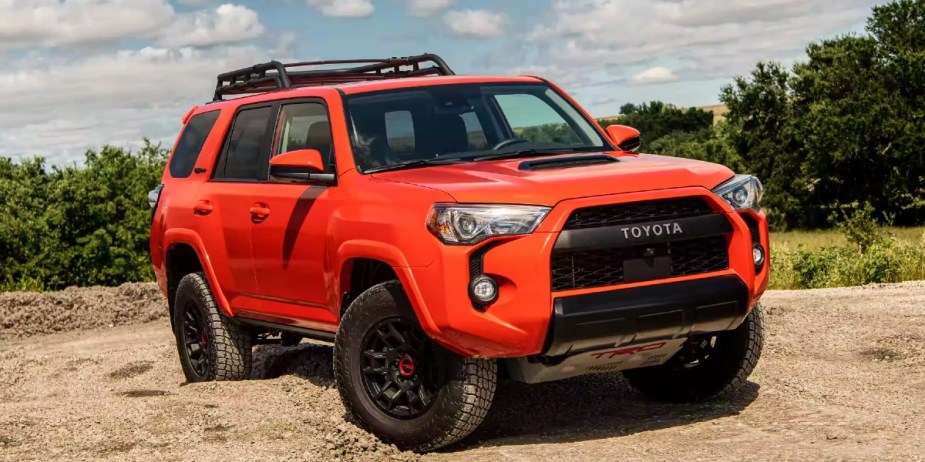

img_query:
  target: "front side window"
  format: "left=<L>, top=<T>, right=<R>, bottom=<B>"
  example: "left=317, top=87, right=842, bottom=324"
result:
left=274, top=102, right=335, bottom=173
left=345, top=83, right=611, bottom=173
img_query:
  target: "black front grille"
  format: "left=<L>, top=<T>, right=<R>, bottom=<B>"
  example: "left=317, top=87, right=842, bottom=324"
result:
left=551, top=236, right=729, bottom=291
left=552, top=248, right=626, bottom=291
left=670, top=235, right=729, bottom=276
left=563, top=197, right=713, bottom=230
left=551, top=197, right=730, bottom=291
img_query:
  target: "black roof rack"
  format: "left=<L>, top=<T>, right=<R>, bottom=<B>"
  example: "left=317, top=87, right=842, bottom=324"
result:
left=212, top=53, right=455, bottom=101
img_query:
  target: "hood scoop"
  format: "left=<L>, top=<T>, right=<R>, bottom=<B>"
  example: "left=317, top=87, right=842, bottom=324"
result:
left=519, top=154, right=618, bottom=171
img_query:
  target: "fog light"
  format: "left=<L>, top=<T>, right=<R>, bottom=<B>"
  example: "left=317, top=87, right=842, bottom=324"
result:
left=752, top=244, right=766, bottom=267
left=469, top=276, right=499, bottom=306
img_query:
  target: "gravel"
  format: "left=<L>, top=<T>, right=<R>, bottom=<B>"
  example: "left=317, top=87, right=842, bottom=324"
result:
left=0, top=283, right=164, bottom=340
left=1, top=281, right=924, bottom=461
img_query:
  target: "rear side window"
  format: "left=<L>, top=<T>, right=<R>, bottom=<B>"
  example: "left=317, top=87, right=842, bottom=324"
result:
left=169, top=110, right=220, bottom=178
left=215, top=106, right=274, bottom=181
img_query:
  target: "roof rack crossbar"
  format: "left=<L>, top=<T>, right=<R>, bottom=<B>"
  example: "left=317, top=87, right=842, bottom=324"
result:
left=212, top=53, right=454, bottom=101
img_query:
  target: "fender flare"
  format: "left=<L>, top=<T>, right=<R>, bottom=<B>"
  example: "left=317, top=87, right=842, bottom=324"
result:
left=335, top=239, right=440, bottom=336
left=162, top=228, right=235, bottom=317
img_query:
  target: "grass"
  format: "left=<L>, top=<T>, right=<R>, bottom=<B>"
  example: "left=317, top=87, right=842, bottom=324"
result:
left=771, top=226, right=925, bottom=250
left=769, top=226, right=925, bottom=290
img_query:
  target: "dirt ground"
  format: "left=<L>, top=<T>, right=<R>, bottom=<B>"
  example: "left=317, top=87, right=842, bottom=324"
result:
left=1, top=282, right=924, bottom=462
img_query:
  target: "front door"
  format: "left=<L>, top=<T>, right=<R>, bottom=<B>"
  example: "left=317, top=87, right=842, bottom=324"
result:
left=249, top=100, right=339, bottom=329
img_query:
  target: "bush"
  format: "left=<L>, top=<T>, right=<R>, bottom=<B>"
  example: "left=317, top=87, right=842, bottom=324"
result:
left=771, top=233, right=924, bottom=290
left=0, top=141, right=166, bottom=291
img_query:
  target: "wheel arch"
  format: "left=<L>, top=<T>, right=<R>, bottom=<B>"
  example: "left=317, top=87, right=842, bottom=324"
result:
left=163, top=228, right=235, bottom=320
left=335, top=240, right=440, bottom=336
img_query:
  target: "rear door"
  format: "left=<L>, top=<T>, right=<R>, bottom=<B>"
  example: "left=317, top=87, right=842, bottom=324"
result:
left=195, top=103, right=277, bottom=312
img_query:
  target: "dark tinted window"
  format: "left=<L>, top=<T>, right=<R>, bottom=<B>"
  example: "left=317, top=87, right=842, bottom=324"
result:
left=169, top=110, right=219, bottom=178
left=217, top=106, right=273, bottom=180
left=346, top=83, right=609, bottom=172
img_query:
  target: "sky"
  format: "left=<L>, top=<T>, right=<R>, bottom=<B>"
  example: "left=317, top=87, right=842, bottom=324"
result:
left=0, top=0, right=889, bottom=164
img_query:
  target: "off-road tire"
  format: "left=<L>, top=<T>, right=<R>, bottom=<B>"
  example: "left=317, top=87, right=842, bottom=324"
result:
left=173, top=272, right=252, bottom=382
left=334, top=281, right=497, bottom=452
left=623, top=303, right=764, bottom=402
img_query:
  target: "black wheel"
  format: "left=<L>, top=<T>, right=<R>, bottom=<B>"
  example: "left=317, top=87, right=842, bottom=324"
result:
left=173, top=272, right=252, bottom=382
left=623, top=304, right=764, bottom=402
left=334, top=281, right=496, bottom=452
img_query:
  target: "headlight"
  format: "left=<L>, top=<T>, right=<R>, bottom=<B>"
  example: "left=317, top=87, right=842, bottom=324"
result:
left=712, top=174, right=763, bottom=211
left=426, top=204, right=551, bottom=245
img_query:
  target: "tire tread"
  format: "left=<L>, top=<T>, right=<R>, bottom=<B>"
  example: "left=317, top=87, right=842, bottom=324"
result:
left=175, top=272, right=252, bottom=381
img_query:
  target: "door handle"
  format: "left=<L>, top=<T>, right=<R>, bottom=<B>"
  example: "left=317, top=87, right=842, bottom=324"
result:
left=193, top=200, right=213, bottom=216
left=249, top=203, right=270, bottom=220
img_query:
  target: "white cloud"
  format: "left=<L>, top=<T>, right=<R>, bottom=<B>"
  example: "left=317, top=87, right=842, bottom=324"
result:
left=404, top=0, right=454, bottom=17
left=158, top=4, right=265, bottom=48
left=444, top=9, right=506, bottom=38
left=0, top=45, right=267, bottom=162
left=307, top=0, right=374, bottom=17
left=0, top=0, right=175, bottom=50
left=630, top=66, right=678, bottom=85
left=524, top=0, right=881, bottom=84
left=0, top=1, right=266, bottom=51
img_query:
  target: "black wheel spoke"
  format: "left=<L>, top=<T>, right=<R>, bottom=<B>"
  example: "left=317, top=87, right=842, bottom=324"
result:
left=180, top=302, right=212, bottom=380
left=360, top=318, right=442, bottom=419
left=387, top=323, right=407, bottom=346
left=363, top=365, right=389, bottom=376
left=363, top=349, right=387, bottom=360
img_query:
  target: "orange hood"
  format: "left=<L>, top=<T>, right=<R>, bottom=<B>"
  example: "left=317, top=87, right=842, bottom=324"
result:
left=372, top=153, right=735, bottom=206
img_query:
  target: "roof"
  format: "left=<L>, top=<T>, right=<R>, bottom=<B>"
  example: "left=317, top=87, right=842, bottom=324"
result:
left=196, top=74, right=544, bottom=115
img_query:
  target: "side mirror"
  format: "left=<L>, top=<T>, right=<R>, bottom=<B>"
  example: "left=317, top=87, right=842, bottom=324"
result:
left=269, top=149, right=335, bottom=184
left=605, top=125, right=642, bottom=152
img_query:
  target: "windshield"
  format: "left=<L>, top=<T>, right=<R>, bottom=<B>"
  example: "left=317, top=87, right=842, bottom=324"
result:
left=345, top=83, right=612, bottom=173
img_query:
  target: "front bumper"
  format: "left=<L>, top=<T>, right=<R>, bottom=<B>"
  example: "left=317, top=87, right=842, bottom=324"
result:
left=401, top=187, right=769, bottom=358
left=544, top=275, right=749, bottom=356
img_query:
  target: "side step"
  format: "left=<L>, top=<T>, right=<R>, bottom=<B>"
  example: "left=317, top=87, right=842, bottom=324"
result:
left=236, top=317, right=336, bottom=343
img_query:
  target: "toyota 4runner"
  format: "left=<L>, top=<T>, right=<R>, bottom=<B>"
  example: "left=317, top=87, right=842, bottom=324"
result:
left=149, top=54, right=769, bottom=452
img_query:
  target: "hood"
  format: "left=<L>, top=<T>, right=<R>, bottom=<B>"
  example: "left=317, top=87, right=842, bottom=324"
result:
left=371, top=152, right=735, bottom=206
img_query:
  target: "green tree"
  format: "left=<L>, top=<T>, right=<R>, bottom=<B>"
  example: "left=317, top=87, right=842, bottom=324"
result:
left=599, top=101, right=714, bottom=146
left=720, top=0, right=925, bottom=228
left=0, top=141, right=167, bottom=291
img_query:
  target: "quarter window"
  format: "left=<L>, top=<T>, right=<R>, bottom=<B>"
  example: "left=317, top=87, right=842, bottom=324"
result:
left=169, top=110, right=219, bottom=178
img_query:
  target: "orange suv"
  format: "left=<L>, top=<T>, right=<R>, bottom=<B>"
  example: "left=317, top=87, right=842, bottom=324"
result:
left=149, top=54, right=769, bottom=452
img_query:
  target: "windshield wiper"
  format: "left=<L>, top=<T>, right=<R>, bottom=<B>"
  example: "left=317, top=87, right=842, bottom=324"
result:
left=473, top=146, right=604, bottom=162
left=364, top=158, right=466, bottom=174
